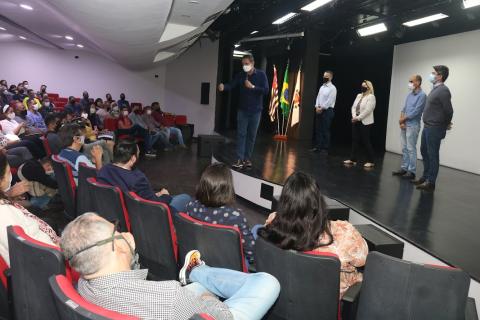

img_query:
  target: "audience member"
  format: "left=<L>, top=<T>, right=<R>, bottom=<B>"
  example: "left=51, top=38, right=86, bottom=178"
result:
left=141, top=105, right=173, bottom=150
left=22, top=89, right=41, bottom=110
left=65, top=96, right=82, bottom=115
left=105, top=93, right=114, bottom=104
left=259, top=172, right=368, bottom=297
left=129, top=105, right=162, bottom=152
left=0, top=152, right=59, bottom=265
left=117, top=107, right=155, bottom=157
left=95, top=99, right=110, bottom=123
left=80, top=91, right=91, bottom=109
left=25, top=98, right=47, bottom=134
left=36, top=84, right=48, bottom=97
left=98, top=138, right=191, bottom=212
left=58, top=123, right=103, bottom=180
left=17, top=157, right=58, bottom=209
left=109, top=102, right=120, bottom=118
left=45, top=113, right=62, bottom=155
left=39, top=96, right=55, bottom=117
left=0, top=136, right=33, bottom=168
left=1, top=105, right=26, bottom=138
left=61, top=213, right=280, bottom=320
left=117, top=93, right=129, bottom=108
left=12, top=84, right=27, bottom=101
left=87, top=104, right=103, bottom=130
left=187, top=163, right=256, bottom=264
left=151, top=102, right=187, bottom=148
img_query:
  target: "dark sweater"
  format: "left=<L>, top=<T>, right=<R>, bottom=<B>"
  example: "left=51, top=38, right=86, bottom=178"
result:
left=423, top=84, right=453, bottom=129
left=98, top=163, right=172, bottom=204
left=19, top=159, right=58, bottom=189
left=223, top=68, right=269, bottom=113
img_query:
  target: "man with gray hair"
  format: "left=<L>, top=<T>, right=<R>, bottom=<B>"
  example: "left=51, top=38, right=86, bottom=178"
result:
left=61, top=213, right=280, bottom=320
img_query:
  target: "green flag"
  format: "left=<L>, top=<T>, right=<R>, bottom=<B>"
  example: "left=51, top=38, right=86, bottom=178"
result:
left=280, top=62, right=290, bottom=117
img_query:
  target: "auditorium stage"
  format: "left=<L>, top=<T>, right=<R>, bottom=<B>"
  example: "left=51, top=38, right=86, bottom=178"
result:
left=212, top=134, right=480, bottom=281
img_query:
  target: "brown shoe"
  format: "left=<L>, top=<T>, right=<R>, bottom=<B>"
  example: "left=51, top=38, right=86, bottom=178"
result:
left=416, top=182, right=435, bottom=192
left=411, top=178, right=426, bottom=185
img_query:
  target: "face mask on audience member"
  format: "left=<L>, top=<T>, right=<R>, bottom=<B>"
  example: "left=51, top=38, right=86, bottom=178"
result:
left=23, top=84, right=28, bottom=89
left=70, top=99, right=76, bottom=105
left=122, top=110, right=129, bottom=116
left=120, top=94, right=125, bottom=100
left=33, top=104, right=39, bottom=111
left=3, top=172, right=12, bottom=192
left=44, top=101, right=50, bottom=107
left=146, top=109, right=152, bottom=115
left=7, top=113, right=15, bottom=120
left=83, top=93, right=89, bottom=99
left=90, top=107, right=96, bottom=114
left=243, top=64, right=253, bottom=73
left=81, top=112, right=88, bottom=119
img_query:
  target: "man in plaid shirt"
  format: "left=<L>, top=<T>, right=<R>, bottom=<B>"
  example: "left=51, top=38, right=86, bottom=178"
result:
left=61, top=213, right=280, bottom=320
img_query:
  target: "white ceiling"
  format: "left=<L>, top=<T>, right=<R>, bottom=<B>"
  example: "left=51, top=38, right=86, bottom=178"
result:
left=0, top=0, right=233, bottom=69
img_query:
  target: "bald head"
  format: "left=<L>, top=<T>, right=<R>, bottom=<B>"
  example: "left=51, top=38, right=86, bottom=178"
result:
left=409, top=74, right=422, bottom=90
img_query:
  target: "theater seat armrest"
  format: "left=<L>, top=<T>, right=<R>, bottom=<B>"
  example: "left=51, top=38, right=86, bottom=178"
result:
left=248, top=264, right=257, bottom=273
left=466, top=297, right=479, bottom=320
left=342, top=282, right=362, bottom=303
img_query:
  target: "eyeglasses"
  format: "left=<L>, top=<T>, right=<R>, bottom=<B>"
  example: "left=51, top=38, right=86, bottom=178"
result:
left=68, top=220, right=123, bottom=261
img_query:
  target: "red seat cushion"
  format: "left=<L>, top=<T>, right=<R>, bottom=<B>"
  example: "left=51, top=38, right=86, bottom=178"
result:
left=175, top=115, right=187, bottom=125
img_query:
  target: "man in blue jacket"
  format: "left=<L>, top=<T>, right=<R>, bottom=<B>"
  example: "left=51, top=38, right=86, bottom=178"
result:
left=218, top=54, right=269, bottom=169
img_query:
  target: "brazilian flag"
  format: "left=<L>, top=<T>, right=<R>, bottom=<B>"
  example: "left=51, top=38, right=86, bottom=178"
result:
left=280, top=62, right=290, bottom=117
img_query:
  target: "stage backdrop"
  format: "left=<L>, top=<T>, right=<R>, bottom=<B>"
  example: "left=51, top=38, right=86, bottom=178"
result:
left=386, top=29, right=480, bottom=175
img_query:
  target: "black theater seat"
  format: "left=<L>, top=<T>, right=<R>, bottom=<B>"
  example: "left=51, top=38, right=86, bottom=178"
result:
left=173, top=212, right=247, bottom=272
left=49, top=275, right=139, bottom=320
left=52, top=155, right=77, bottom=220
left=0, top=256, right=10, bottom=320
left=354, top=224, right=404, bottom=259
left=255, top=236, right=341, bottom=320
left=355, top=252, right=477, bottom=320
left=272, top=195, right=350, bottom=221
left=76, top=163, right=98, bottom=215
left=124, top=192, right=179, bottom=280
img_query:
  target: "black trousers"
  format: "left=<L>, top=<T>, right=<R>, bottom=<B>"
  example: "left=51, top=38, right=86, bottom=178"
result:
left=350, top=122, right=375, bottom=163
left=314, top=108, right=335, bottom=150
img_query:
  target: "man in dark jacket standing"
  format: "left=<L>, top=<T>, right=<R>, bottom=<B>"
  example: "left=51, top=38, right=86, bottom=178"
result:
left=413, top=65, right=453, bottom=191
left=218, top=54, right=269, bottom=169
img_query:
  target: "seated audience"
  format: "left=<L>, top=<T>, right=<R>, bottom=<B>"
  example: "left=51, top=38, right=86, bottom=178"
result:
left=187, top=163, right=256, bottom=264
left=45, top=113, right=62, bottom=155
left=25, top=98, right=47, bottom=134
left=1, top=136, right=33, bottom=168
left=39, top=96, right=55, bottom=117
left=129, top=104, right=162, bottom=152
left=22, top=89, right=41, bottom=110
left=61, top=213, right=280, bottom=320
left=109, top=102, right=120, bottom=118
left=98, top=138, right=191, bottom=212
left=117, top=107, right=155, bottom=157
left=151, top=101, right=187, bottom=148
left=80, top=91, right=91, bottom=109
left=87, top=103, right=103, bottom=130
left=0, top=152, right=59, bottom=265
left=117, top=93, right=130, bottom=108
left=95, top=99, right=110, bottom=123
left=17, top=157, right=58, bottom=209
left=1, top=105, right=26, bottom=138
left=259, top=172, right=368, bottom=297
left=36, top=84, right=48, bottom=97
left=142, top=105, right=174, bottom=151
left=65, top=96, right=82, bottom=115
left=105, top=93, right=114, bottom=104
left=58, top=123, right=103, bottom=180
left=12, top=84, right=27, bottom=101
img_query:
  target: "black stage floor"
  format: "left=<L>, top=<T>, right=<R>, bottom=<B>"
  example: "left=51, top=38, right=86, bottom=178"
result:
left=213, top=134, right=480, bottom=281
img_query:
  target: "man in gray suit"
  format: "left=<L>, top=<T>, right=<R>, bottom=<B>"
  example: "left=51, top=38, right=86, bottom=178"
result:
left=412, top=65, right=453, bottom=192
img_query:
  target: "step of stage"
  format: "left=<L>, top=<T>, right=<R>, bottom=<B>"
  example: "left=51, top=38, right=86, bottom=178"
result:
left=354, top=224, right=404, bottom=259
left=272, top=195, right=350, bottom=221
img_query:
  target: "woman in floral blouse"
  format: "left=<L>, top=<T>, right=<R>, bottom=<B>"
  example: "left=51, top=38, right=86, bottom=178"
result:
left=260, top=171, right=368, bottom=297
left=0, top=152, right=59, bottom=265
left=186, top=163, right=256, bottom=265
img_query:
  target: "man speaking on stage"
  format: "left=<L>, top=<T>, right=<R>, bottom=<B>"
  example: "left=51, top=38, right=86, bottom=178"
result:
left=218, top=54, right=269, bottom=170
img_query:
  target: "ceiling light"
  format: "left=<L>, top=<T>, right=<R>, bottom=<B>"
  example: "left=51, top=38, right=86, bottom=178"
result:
left=357, top=23, right=388, bottom=37
left=463, top=0, right=480, bottom=8
left=272, top=12, right=298, bottom=25
left=234, top=50, right=250, bottom=56
left=234, top=44, right=240, bottom=48
left=19, top=4, right=33, bottom=10
left=250, top=30, right=258, bottom=35
left=0, top=27, right=6, bottom=31
left=65, top=35, right=74, bottom=40
left=76, top=44, right=84, bottom=48
left=301, top=0, right=333, bottom=12
left=19, top=36, right=26, bottom=40
left=189, top=0, right=199, bottom=3
left=403, top=13, right=448, bottom=27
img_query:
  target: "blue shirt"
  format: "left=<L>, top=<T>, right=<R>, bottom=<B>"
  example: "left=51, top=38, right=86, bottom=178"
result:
left=58, top=148, right=94, bottom=180
left=118, top=99, right=130, bottom=108
left=26, top=110, right=47, bottom=131
left=402, top=89, right=427, bottom=125
left=315, top=82, right=337, bottom=109
left=224, top=68, right=269, bottom=113
left=65, top=103, right=82, bottom=115
left=186, top=200, right=255, bottom=264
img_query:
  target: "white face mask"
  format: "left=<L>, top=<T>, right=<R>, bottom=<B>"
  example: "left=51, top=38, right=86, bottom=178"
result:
left=408, top=82, right=415, bottom=91
left=81, top=113, right=88, bottom=119
left=123, top=111, right=129, bottom=116
left=44, top=101, right=50, bottom=107
left=90, top=108, right=96, bottom=114
left=23, top=84, right=29, bottom=89
left=77, top=135, right=85, bottom=144
left=146, top=110, right=152, bottom=115
left=7, top=113, right=15, bottom=120
left=33, top=104, right=39, bottom=111
left=3, top=172, right=12, bottom=192
left=243, top=64, right=253, bottom=73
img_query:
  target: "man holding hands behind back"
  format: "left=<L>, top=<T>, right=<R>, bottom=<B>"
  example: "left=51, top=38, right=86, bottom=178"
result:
left=392, top=75, right=426, bottom=180
left=218, top=54, right=269, bottom=170
left=311, top=70, right=337, bottom=154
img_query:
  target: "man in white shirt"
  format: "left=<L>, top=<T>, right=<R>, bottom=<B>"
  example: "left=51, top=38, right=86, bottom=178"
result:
left=311, top=70, right=337, bottom=154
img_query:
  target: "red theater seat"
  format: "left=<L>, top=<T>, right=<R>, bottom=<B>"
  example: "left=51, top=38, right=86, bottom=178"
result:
left=162, top=114, right=176, bottom=127
left=175, top=115, right=187, bottom=125
left=103, top=118, right=119, bottom=131
left=174, top=212, right=247, bottom=273
left=49, top=275, right=139, bottom=320
left=48, top=93, right=60, bottom=99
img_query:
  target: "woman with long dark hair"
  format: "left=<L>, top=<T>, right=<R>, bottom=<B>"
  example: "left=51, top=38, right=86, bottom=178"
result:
left=0, top=152, right=59, bottom=265
left=259, top=172, right=368, bottom=297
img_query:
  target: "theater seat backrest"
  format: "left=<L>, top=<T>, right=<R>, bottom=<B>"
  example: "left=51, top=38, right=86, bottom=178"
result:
left=356, top=252, right=470, bottom=320
left=173, top=213, right=247, bottom=272
left=52, top=155, right=77, bottom=220
left=40, top=135, right=52, bottom=157
left=86, top=178, right=130, bottom=232
left=103, top=118, right=118, bottom=132
left=124, top=192, right=178, bottom=280
left=76, top=164, right=98, bottom=215
left=49, top=275, right=139, bottom=320
left=7, top=225, right=65, bottom=320
left=254, top=236, right=341, bottom=320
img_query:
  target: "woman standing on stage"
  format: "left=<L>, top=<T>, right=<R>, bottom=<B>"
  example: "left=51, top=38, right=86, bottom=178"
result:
left=344, top=80, right=376, bottom=168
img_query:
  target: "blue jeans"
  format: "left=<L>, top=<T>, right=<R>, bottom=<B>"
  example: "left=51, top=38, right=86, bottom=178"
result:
left=315, top=108, right=335, bottom=150
left=420, top=126, right=446, bottom=185
left=169, top=193, right=191, bottom=213
left=187, top=265, right=280, bottom=320
left=169, top=127, right=185, bottom=145
left=237, top=110, right=262, bottom=161
left=29, top=195, right=52, bottom=209
left=400, top=123, right=420, bottom=173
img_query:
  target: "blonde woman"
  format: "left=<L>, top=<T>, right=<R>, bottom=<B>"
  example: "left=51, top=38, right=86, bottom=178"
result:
left=344, top=80, right=376, bottom=168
